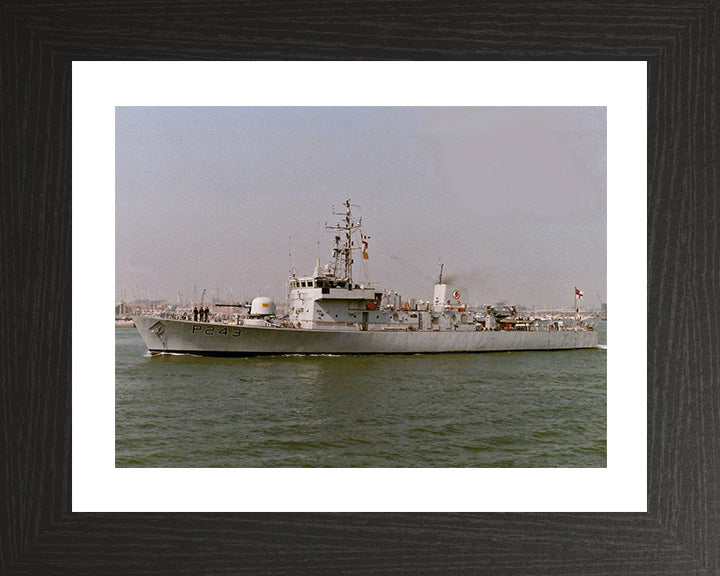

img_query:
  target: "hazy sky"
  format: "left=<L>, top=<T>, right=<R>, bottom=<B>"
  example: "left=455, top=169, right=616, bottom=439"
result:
left=116, top=107, right=606, bottom=309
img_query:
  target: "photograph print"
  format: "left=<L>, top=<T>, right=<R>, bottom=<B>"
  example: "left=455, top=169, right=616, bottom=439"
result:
left=115, top=106, right=607, bottom=468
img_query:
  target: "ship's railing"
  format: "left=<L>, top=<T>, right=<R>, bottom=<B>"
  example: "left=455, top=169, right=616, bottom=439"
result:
left=144, top=311, right=595, bottom=332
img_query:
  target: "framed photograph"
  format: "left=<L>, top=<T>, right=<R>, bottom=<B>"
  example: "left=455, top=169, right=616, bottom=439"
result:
left=3, top=3, right=717, bottom=574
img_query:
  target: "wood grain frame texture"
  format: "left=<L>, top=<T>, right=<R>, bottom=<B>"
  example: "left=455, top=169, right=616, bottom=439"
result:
left=1, top=1, right=718, bottom=574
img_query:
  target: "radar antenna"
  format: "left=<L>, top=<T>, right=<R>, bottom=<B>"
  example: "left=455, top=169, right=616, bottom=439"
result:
left=326, top=199, right=362, bottom=283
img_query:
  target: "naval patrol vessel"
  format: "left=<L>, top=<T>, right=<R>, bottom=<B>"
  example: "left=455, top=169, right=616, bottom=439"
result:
left=133, top=200, right=598, bottom=355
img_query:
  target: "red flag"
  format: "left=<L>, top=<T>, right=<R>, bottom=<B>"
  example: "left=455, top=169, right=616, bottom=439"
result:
left=575, top=287, right=583, bottom=299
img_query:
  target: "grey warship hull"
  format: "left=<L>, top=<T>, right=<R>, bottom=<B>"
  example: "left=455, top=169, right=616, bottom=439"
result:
left=133, top=315, right=599, bottom=356
left=131, top=201, right=600, bottom=357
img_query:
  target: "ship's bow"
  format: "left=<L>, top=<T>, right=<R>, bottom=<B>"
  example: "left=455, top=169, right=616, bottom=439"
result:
left=132, top=315, right=167, bottom=352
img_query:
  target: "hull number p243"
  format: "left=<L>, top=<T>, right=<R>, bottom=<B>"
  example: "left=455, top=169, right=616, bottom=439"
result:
left=192, top=325, right=242, bottom=337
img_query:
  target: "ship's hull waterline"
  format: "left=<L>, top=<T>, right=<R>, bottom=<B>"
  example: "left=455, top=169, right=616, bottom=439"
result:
left=133, top=316, right=599, bottom=356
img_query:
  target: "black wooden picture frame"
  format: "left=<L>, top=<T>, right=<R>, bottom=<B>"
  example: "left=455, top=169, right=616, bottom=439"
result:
left=2, top=2, right=718, bottom=574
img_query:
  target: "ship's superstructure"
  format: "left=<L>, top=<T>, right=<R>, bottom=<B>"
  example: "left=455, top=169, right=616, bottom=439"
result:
left=133, top=200, right=598, bottom=355
left=284, top=201, right=474, bottom=333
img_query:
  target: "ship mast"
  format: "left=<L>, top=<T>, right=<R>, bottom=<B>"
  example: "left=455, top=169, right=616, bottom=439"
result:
left=326, top=199, right=362, bottom=284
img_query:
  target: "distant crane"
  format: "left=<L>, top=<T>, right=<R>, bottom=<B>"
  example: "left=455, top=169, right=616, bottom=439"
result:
left=596, top=293, right=607, bottom=319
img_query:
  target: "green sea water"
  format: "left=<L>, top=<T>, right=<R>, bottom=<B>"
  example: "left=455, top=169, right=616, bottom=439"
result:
left=116, top=323, right=606, bottom=467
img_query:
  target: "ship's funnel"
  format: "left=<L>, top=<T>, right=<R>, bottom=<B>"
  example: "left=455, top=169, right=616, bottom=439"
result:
left=433, top=284, right=466, bottom=307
